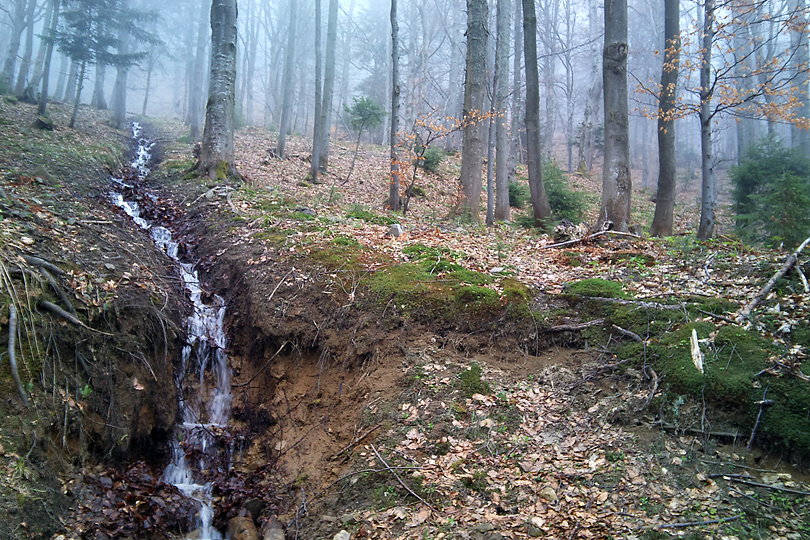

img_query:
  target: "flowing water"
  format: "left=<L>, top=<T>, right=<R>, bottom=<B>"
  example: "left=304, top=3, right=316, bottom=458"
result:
left=111, top=123, right=232, bottom=539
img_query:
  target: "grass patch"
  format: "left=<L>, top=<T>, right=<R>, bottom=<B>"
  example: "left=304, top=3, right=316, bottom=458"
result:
left=346, top=206, right=399, bottom=225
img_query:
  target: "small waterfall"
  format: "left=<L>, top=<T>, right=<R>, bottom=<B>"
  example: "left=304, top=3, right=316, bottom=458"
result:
left=111, top=123, right=232, bottom=539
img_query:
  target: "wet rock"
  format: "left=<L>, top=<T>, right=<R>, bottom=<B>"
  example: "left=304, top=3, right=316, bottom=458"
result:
left=472, top=523, right=496, bottom=532
left=339, top=513, right=358, bottom=525
left=242, top=498, right=264, bottom=520
left=226, top=516, right=260, bottom=540
left=293, top=206, right=317, bottom=216
left=333, top=531, right=351, bottom=540
left=386, top=223, right=405, bottom=237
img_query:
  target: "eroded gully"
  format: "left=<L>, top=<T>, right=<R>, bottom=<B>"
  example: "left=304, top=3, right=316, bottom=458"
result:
left=112, top=123, right=232, bottom=539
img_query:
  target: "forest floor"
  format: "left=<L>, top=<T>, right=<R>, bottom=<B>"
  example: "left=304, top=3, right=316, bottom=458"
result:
left=0, top=98, right=809, bottom=540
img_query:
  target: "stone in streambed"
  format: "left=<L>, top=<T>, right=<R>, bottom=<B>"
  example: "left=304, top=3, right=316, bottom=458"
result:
left=227, top=516, right=260, bottom=540
left=333, top=531, right=351, bottom=540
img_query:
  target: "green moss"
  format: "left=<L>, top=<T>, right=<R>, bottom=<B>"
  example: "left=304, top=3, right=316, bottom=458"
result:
left=445, top=268, right=492, bottom=286
left=332, top=235, right=360, bottom=247
left=346, top=207, right=398, bottom=225
left=458, top=363, right=490, bottom=397
left=565, top=278, right=627, bottom=298
left=163, top=159, right=195, bottom=171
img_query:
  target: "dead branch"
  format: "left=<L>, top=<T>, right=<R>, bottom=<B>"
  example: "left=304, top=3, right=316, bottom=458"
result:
left=736, top=235, right=810, bottom=322
left=20, top=254, right=65, bottom=276
left=38, top=300, right=113, bottom=336
left=747, top=388, right=773, bottom=451
left=233, top=341, right=288, bottom=388
left=6, top=304, right=29, bottom=407
left=612, top=324, right=643, bottom=342
left=657, top=514, right=742, bottom=529
left=725, top=477, right=810, bottom=496
left=548, top=319, right=605, bottom=331
left=540, top=229, right=642, bottom=250
left=39, top=268, right=78, bottom=317
left=370, top=443, right=435, bottom=512
left=579, top=296, right=683, bottom=310
left=333, top=423, right=383, bottom=458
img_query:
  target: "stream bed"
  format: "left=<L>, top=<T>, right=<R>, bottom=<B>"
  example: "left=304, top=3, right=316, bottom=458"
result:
left=111, top=123, right=232, bottom=539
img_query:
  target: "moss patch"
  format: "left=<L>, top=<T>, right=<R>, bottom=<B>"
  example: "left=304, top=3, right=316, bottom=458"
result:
left=564, top=278, right=627, bottom=298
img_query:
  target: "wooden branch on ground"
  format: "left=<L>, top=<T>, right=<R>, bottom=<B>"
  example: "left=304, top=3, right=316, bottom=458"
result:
left=540, top=229, right=642, bottom=250
left=657, top=514, right=742, bottom=529
left=747, top=388, right=773, bottom=451
left=736, top=235, right=810, bottom=323
left=333, top=423, right=383, bottom=458
left=612, top=324, right=643, bottom=342
left=725, top=477, right=810, bottom=496
left=370, top=444, right=435, bottom=512
left=6, top=304, right=29, bottom=407
left=39, top=268, right=78, bottom=317
left=21, top=254, right=65, bottom=276
left=38, top=300, right=113, bottom=336
left=548, top=319, right=605, bottom=332
left=580, top=296, right=683, bottom=311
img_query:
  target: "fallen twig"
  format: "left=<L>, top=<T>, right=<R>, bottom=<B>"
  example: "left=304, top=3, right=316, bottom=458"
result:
left=736, top=235, right=810, bottom=322
left=38, top=300, right=113, bottom=336
left=548, top=319, right=605, bottom=332
left=657, top=514, right=742, bottom=529
left=6, top=304, right=29, bottom=407
left=612, top=324, right=643, bottom=342
left=233, top=341, right=289, bottom=388
left=39, top=268, right=78, bottom=317
left=725, top=477, right=810, bottom=496
left=370, top=443, right=435, bottom=512
left=541, top=229, right=641, bottom=249
left=334, top=423, right=383, bottom=458
left=747, top=387, right=773, bottom=451
left=579, top=296, right=683, bottom=311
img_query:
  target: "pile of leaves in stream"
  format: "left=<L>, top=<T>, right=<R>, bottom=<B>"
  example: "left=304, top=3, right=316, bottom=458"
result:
left=60, top=462, right=198, bottom=539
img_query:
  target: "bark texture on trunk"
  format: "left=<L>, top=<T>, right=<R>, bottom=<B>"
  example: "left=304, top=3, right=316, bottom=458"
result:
left=310, top=0, right=323, bottom=181
left=91, top=63, right=107, bottom=109
left=389, top=0, right=401, bottom=211
left=698, top=0, right=716, bottom=239
left=1, top=0, right=27, bottom=91
left=457, top=0, right=489, bottom=223
left=111, top=13, right=130, bottom=130
left=190, top=0, right=210, bottom=141
left=600, top=0, right=631, bottom=231
left=651, top=0, right=680, bottom=237
left=37, top=0, right=60, bottom=117
left=577, top=0, right=602, bottom=173
left=522, top=0, right=551, bottom=223
left=198, top=0, right=239, bottom=181
left=13, top=0, right=36, bottom=97
left=317, top=0, right=338, bottom=171
left=494, top=0, right=511, bottom=222
left=277, top=0, right=297, bottom=159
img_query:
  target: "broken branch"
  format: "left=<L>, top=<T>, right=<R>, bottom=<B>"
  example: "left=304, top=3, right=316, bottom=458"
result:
left=38, top=300, right=113, bottom=336
left=6, top=304, right=29, bottom=407
left=657, top=514, right=742, bottom=529
left=370, top=443, right=435, bottom=512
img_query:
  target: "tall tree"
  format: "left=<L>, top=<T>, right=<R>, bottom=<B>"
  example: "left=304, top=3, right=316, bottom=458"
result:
left=457, top=0, right=488, bottom=223
left=13, top=0, right=37, bottom=98
left=189, top=0, right=210, bottom=141
left=1, top=0, right=30, bottom=91
left=493, top=0, right=511, bottom=221
left=521, top=0, right=551, bottom=223
left=600, top=0, right=631, bottom=231
left=388, top=0, right=401, bottom=211
left=37, top=0, right=60, bottom=117
left=310, top=0, right=323, bottom=182
left=197, top=0, right=239, bottom=181
left=697, top=0, right=715, bottom=239
left=317, top=0, right=338, bottom=171
left=651, top=0, right=680, bottom=236
left=276, top=0, right=297, bottom=159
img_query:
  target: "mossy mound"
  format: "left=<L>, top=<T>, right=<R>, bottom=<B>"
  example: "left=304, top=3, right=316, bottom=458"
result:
left=564, top=278, right=627, bottom=298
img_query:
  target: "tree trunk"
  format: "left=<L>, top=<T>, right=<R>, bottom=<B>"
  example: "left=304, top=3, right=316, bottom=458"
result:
left=317, top=0, right=338, bottom=171
left=69, top=59, right=86, bottom=129
left=522, top=0, right=551, bottom=223
left=91, top=63, right=106, bottom=109
left=578, top=0, right=602, bottom=173
left=494, top=0, right=511, bottom=221
left=509, top=0, right=523, bottom=179
left=198, top=0, right=239, bottom=181
left=1, top=0, right=28, bottom=91
left=792, top=0, right=809, bottom=154
left=651, top=0, right=680, bottom=237
left=29, top=0, right=55, bottom=92
left=600, top=0, right=631, bottom=231
left=37, top=0, right=60, bottom=117
left=698, top=0, right=716, bottom=239
left=310, top=0, right=323, bottom=181
left=141, top=52, right=154, bottom=116
left=13, top=0, right=36, bottom=97
left=338, top=0, right=356, bottom=113
left=277, top=0, right=297, bottom=159
left=111, top=9, right=130, bottom=130
left=457, top=0, right=489, bottom=223
left=190, top=0, right=210, bottom=141
left=54, top=52, right=68, bottom=101
left=63, top=60, right=78, bottom=102
left=389, top=0, right=401, bottom=211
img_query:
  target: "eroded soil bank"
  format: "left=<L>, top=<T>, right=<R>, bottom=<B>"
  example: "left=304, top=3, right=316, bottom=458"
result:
left=1, top=100, right=808, bottom=539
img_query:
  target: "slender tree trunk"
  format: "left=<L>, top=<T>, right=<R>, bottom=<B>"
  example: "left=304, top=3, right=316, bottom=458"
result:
left=698, top=0, right=716, bottom=239
left=522, top=0, right=551, bottom=223
left=317, top=0, right=338, bottom=171
left=54, top=52, right=68, bottom=101
left=792, top=0, right=809, bottom=155
left=63, top=60, right=78, bottom=102
left=310, top=0, right=323, bottom=181
left=198, top=0, right=239, bottom=181
left=29, top=0, right=55, bottom=92
left=494, top=0, right=511, bottom=221
left=338, top=0, right=356, bottom=113
left=13, top=0, right=36, bottom=97
left=111, top=10, right=130, bottom=130
left=1, top=0, right=27, bottom=91
left=389, top=0, right=401, bottom=211
left=142, top=53, right=154, bottom=116
left=651, top=0, right=680, bottom=236
left=457, top=0, right=489, bottom=223
left=486, top=107, right=496, bottom=225
left=37, top=0, right=60, bottom=117
left=91, top=63, right=107, bottom=109
left=69, top=60, right=86, bottom=129
left=190, top=0, right=210, bottom=140
left=277, top=0, right=297, bottom=158
left=578, top=0, right=602, bottom=173
left=600, top=0, right=631, bottom=231
left=509, top=0, right=523, bottom=179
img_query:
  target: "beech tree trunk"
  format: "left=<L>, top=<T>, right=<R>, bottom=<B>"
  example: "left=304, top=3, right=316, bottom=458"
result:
left=509, top=0, right=523, bottom=178
left=317, top=0, right=338, bottom=171
left=198, top=0, right=239, bottom=181
left=63, top=60, right=78, bottom=102
left=310, top=0, right=323, bottom=181
left=277, top=0, right=297, bottom=159
left=13, top=0, right=36, bottom=97
left=37, top=0, right=60, bottom=117
left=91, top=63, right=107, bottom=109
left=600, top=0, right=631, bottom=231
left=29, top=0, right=54, bottom=91
left=457, top=0, right=489, bottom=223
left=651, top=0, right=680, bottom=237
left=69, top=60, right=87, bottom=129
left=1, top=0, right=28, bottom=91
left=494, top=0, right=511, bottom=221
left=389, top=0, right=401, bottom=211
left=577, top=0, right=601, bottom=173
left=792, top=0, right=810, bottom=155
left=522, top=0, right=551, bottom=223
left=190, top=0, right=210, bottom=141
left=698, top=0, right=716, bottom=239
left=111, top=9, right=130, bottom=130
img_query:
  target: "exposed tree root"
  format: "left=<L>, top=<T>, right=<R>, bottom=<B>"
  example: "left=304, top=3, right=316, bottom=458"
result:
left=38, top=300, right=113, bottom=336
left=6, top=304, right=29, bottom=407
